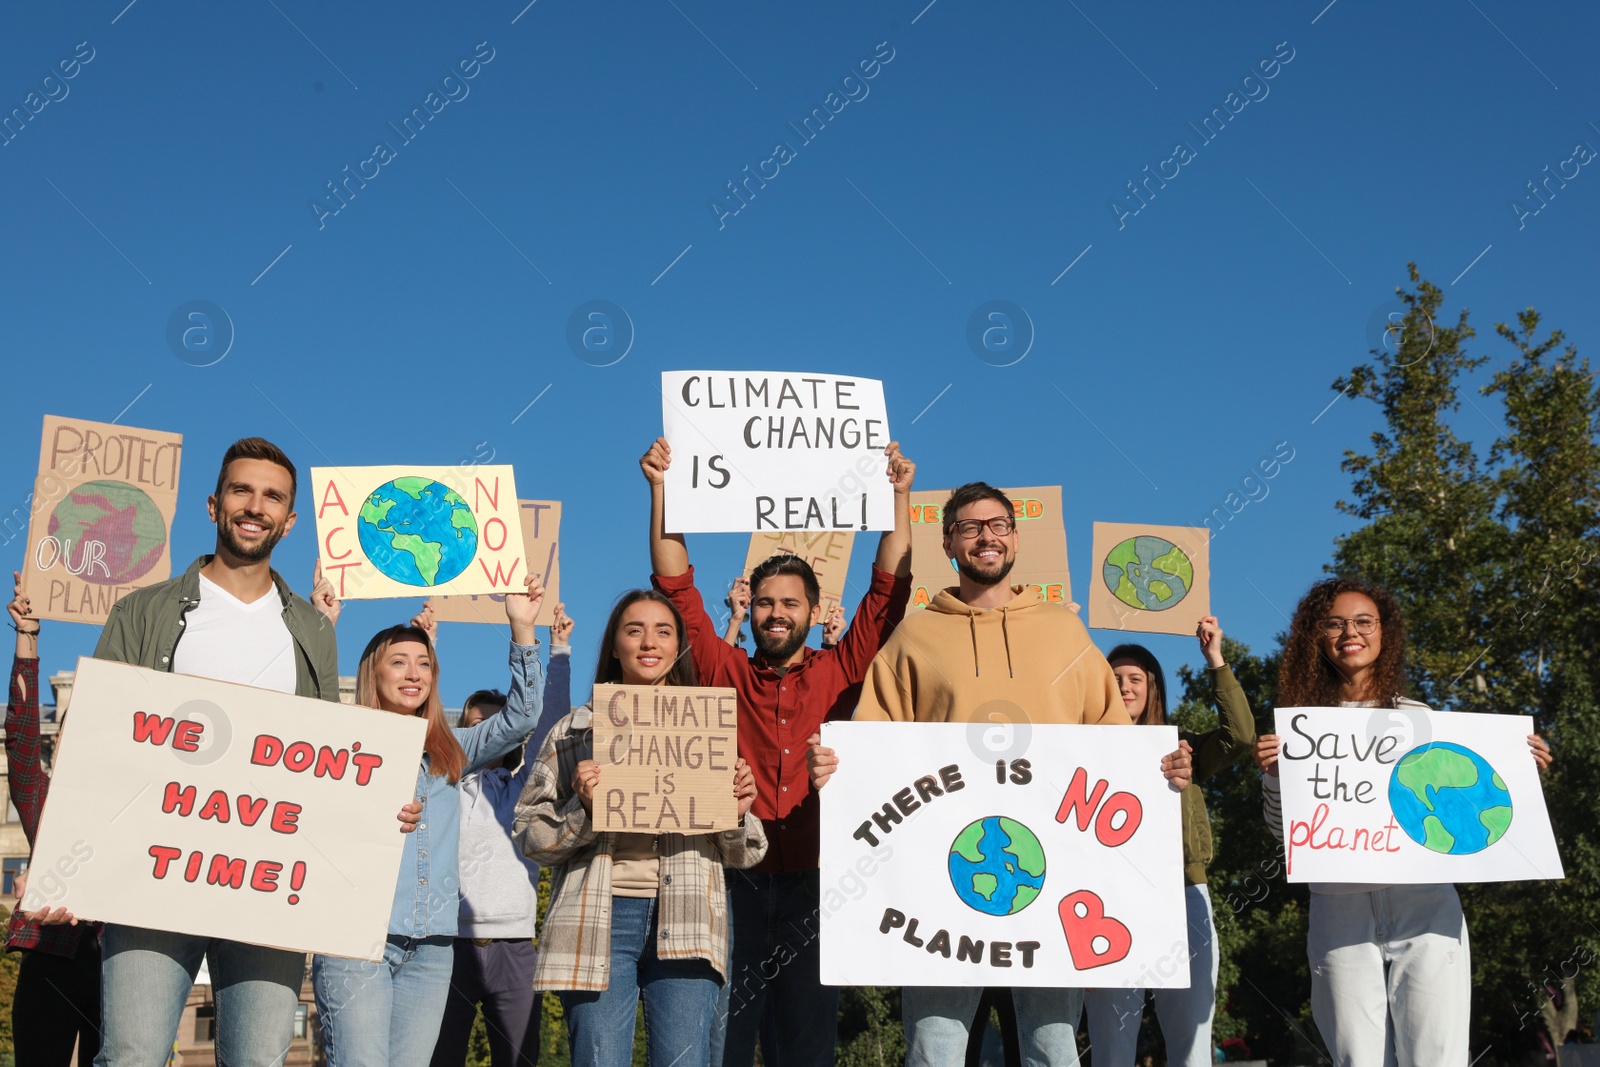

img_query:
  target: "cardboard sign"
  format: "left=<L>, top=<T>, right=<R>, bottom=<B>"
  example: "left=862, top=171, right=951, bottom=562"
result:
left=590, top=684, right=740, bottom=833
left=742, top=530, right=856, bottom=618
left=908, top=486, right=1070, bottom=610
left=1274, top=706, right=1563, bottom=884
left=311, top=465, right=527, bottom=600
left=20, top=657, right=425, bottom=960
left=820, top=721, right=1186, bottom=987
left=1088, top=522, right=1210, bottom=635
left=661, top=371, right=893, bottom=534
left=21, top=415, right=183, bottom=624
left=426, top=500, right=561, bottom=627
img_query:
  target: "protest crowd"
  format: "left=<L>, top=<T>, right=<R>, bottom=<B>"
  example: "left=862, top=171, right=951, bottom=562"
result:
left=3, top=423, right=1558, bottom=1067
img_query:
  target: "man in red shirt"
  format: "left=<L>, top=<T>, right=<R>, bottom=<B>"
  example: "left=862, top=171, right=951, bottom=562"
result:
left=641, top=436, right=914, bottom=1067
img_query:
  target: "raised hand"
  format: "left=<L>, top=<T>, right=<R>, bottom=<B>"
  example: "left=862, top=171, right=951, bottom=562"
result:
left=1196, top=616, right=1224, bottom=668
left=409, top=602, right=438, bottom=646
left=821, top=604, right=846, bottom=647
left=505, top=575, right=545, bottom=645
left=551, top=602, right=574, bottom=646
left=885, top=441, right=916, bottom=494
left=310, top=560, right=341, bottom=627
left=727, top=577, right=751, bottom=620
left=640, top=437, right=672, bottom=486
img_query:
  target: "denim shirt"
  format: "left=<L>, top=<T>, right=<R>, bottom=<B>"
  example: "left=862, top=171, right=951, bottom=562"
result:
left=388, top=642, right=544, bottom=938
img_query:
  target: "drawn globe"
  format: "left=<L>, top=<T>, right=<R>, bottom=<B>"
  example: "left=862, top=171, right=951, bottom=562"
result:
left=948, top=816, right=1046, bottom=917
left=1388, top=742, right=1512, bottom=856
left=47, top=479, right=167, bottom=585
left=1103, top=535, right=1193, bottom=612
left=356, top=478, right=479, bottom=587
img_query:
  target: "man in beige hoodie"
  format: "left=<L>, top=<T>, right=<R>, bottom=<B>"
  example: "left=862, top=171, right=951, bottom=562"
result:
left=807, top=481, right=1191, bottom=1067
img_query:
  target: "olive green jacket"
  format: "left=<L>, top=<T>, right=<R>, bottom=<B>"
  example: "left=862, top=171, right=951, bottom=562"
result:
left=93, top=555, right=339, bottom=702
left=1180, top=663, right=1256, bottom=884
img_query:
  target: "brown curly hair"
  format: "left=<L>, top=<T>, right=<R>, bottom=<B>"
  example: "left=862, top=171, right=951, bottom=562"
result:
left=1277, top=577, right=1409, bottom=708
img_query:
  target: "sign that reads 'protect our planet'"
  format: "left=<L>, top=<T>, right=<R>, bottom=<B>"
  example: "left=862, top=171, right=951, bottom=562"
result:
left=311, top=466, right=527, bottom=600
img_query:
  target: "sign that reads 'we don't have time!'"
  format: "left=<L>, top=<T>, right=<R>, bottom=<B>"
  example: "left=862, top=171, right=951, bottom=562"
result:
left=661, top=372, right=893, bottom=534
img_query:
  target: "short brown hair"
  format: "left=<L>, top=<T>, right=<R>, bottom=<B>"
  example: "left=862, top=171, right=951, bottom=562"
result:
left=942, top=482, right=1013, bottom=534
left=214, top=438, right=297, bottom=505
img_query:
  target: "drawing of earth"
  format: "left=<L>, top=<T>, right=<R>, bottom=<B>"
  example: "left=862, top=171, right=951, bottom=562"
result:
left=1103, top=535, right=1193, bottom=611
left=357, top=478, right=479, bottom=587
left=948, top=816, right=1046, bottom=916
left=1388, top=742, right=1512, bottom=855
left=47, top=480, right=168, bottom=584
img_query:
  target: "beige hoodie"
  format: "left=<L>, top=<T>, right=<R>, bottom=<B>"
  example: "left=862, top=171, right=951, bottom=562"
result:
left=853, top=586, right=1129, bottom=725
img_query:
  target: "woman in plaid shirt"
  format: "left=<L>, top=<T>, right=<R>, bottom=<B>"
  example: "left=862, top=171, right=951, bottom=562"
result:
left=514, top=590, right=766, bottom=1067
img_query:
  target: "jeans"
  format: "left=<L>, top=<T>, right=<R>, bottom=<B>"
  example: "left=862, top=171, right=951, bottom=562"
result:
left=313, top=934, right=456, bottom=1067
left=903, top=985, right=1084, bottom=1067
left=15, top=939, right=102, bottom=1067
left=1082, top=884, right=1218, bottom=1067
left=1307, top=884, right=1471, bottom=1067
left=430, top=938, right=541, bottom=1067
left=717, top=869, right=838, bottom=1067
left=559, top=896, right=721, bottom=1067
left=96, top=923, right=305, bottom=1067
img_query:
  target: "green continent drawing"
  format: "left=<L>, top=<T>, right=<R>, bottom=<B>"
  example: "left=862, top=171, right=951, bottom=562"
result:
left=947, top=816, right=1047, bottom=917
left=1103, top=536, right=1194, bottom=611
left=356, top=478, right=479, bottom=587
left=1388, top=742, right=1513, bottom=856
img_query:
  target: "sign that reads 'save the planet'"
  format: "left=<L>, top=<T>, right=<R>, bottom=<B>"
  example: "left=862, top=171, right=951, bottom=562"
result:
left=22, top=415, right=183, bottom=625
left=1274, top=706, right=1563, bottom=884
left=820, top=722, right=1187, bottom=988
left=21, top=658, right=425, bottom=960
left=590, top=684, right=740, bottom=834
left=661, top=371, right=893, bottom=534
left=311, top=465, right=527, bottom=600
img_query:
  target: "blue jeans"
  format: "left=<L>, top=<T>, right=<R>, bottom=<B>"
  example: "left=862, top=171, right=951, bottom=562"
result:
left=96, top=923, right=304, bottom=1067
left=313, top=934, right=456, bottom=1067
left=1083, top=884, right=1219, bottom=1067
left=716, top=869, right=837, bottom=1067
left=903, top=985, right=1084, bottom=1067
left=559, top=896, right=721, bottom=1067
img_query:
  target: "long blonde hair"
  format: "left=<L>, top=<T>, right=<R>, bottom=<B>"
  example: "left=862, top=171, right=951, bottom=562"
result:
left=356, top=625, right=465, bottom=782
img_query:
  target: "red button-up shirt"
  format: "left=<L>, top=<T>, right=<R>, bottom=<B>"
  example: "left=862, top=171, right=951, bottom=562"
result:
left=653, top=564, right=910, bottom=872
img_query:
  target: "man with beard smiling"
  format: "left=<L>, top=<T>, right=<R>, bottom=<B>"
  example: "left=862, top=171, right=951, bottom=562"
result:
left=641, top=435, right=914, bottom=1067
left=75, top=437, right=422, bottom=1067
left=807, top=480, right=1192, bottom=1067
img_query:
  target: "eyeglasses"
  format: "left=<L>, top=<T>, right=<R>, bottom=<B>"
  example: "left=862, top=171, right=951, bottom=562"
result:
left=949, top=516, right=1016, bottom=539
left=1320, top=615, right=1379, bottom=637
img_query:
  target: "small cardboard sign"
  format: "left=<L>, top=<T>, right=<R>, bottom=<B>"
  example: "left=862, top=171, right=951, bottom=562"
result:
left=311, top=465, right=527, bottom=600
left=908, top=486, right=1070, bottom=609
left=426, top=501, right=561, bottom=627
left=1274, top=706, right=1563, bottom=884
left=590, top=684, right=740, bottom=834
left=20, top=658, right=425, bottom=960
left=1088, top=522, right=1210, bottom=635
left=21, top=415, right=183, bottom=625
left=742, top=530, right=856, bottom=619
left=661, top=371, right=893, bottom=534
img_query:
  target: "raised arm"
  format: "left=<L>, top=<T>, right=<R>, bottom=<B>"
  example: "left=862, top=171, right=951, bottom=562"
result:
left=643, top=437, right=690, bottom=578
left=6, top=571, right=45, bottom=843
left=456, top=576, right=546, bottom=772
left=870, top=442, right=915, bottom=577
left=1188, top=617, right=1257, bottom=782
left=723, top=577, right=749, bottom=647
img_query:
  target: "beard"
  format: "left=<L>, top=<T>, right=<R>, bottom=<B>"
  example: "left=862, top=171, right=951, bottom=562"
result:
left=956, top=554, right=1015, bottom=587
left=217, top=513, right=286, bottom=563
left=753, top=618, right=809, bottom=662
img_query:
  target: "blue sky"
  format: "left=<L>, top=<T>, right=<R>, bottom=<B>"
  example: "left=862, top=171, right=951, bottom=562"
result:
left=6, top=0, right=1597, bottom=711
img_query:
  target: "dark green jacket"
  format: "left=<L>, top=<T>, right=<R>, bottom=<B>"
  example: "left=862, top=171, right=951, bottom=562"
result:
left=93, top=555, right=339, bottom=701
left=1179, top=663, right=1256, bottom=884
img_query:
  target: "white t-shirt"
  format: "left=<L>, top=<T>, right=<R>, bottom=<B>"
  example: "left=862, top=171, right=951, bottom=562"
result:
left=171, top=574, right=297, bottom=695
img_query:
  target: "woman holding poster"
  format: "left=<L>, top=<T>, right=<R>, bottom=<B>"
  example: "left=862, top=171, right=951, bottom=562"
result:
left=1083, top=616, right=1255, bottom=1067
left=311, top=576, right=547, bottom=1067
left=513, top=589, right=766, bottom=1067
left=1255, top=578, right=1551, bottom=1067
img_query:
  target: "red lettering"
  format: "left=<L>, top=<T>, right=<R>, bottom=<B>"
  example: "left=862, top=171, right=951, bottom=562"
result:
left=324, top=526, right=353, bottom=561
left=324, top=561, right=361, bottom=597
left=352, top=752, right=384, bottom=786
left=313, top=746, right=349, bottom=779
left=474, top=476, right=499, bottom=511
left=479, top=557, right=521, bottom=588
left=133, top=712, right=177, bottom=746
left=185, top=850, right=203, bottom=882
left=207, top=855, right=246, bottom=889
left=283, top=742, right=315, bottom=773
left=236, top=795, right=268, bottom=827
left=1094, top=792, right=1143, bottom=847
left=198, top=791, right=230, bottom=822
left=171, top=720, right=204, bottom=752
left=162, top=782, right=196, bottom=816
left=1058, top=890, right=1132, bottom=969
left=1055, top=767, right=1108, bottom=831
left=482, top=517, right=508, bottom=552
left=148, top=845, right=183, bottom=878
left=252, top=734, right=286, bottom=767
left=318, top=479, right=349, bottom=518
left=251, top=861, right=282, bottom=893
left=270, top=802, right=302, bottom=835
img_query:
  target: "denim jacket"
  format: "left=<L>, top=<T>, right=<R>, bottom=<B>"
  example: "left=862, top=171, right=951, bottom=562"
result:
left=388, top=642, right=544, bottom=938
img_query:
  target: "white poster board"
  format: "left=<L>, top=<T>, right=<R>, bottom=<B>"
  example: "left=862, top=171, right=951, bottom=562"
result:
left=1274, top=706, right=1563, bottom=884
left=661, top=371, right=893, bottom=533
left=21, top=658, right=426, bottom=960
left=820, top=721, right=1187, bottom=988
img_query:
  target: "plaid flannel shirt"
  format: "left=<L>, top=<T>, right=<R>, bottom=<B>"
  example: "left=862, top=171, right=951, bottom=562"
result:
left=513, top=704, right=767, bottom=992
left=5, top=656, right=97, bottom=957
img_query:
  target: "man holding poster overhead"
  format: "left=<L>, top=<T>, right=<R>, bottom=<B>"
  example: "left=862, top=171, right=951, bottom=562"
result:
left=641, top=435, right=915, bottom=1067
left=808, top=481, right=1193, bottom=1067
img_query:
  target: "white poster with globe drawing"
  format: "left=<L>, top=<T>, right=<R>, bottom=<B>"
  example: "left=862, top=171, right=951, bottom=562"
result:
left=1274, top=706, right=1563, bottom=884
left=819, top=722, right=1189, bottom=988
left=1088, top=522, right=1210, bottom=636
left=310, top=466, right=528, bottom=600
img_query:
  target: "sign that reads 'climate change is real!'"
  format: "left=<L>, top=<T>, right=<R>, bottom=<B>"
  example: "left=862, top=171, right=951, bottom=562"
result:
left=819, top=722, right=1188, bottom=988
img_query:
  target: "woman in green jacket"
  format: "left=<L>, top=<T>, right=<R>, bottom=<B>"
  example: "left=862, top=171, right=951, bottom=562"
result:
left=1082, top=615, right=1256, bottom=1067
